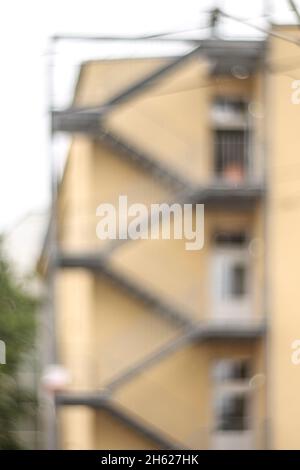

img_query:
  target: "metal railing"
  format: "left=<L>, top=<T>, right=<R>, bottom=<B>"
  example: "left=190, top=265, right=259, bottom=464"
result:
left=214, top=130, right=250, bottom=182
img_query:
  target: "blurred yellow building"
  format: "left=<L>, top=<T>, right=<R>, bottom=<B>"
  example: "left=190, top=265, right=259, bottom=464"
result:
left=40, top=25, right=300, bottom=449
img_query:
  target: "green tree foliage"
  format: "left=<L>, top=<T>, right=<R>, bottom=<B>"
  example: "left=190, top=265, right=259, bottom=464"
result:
left=0, top=243, right=37, bottom=449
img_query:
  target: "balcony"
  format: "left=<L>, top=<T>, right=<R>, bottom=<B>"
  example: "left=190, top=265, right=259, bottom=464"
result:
left=195, top=96, right=263, bottom=204
left=214, top=130, right=249, bottom=182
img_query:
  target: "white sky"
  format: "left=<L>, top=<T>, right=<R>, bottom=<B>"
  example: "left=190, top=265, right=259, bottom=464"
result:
left=0, top=0, right=297, bottom=231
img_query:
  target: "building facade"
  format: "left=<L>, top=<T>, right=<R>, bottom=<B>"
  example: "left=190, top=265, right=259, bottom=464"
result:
left=40, top=26, right=300, bottom=449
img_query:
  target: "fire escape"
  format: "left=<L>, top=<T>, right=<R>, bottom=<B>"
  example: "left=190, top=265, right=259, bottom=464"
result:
left=48, top=36, right=266, bottom=449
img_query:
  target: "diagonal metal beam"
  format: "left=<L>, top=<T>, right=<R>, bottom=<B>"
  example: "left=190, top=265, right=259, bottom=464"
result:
left=104, top=324, right=201, bottom=392
left=96, top=128, right=189, bottom=188
left=52, top=39, right=265, bottom=134
left=54, top=310, right=263, bottom=447
left=57, top=252, right=194, bottom=327
left=288, top=0, right=300, bottom=27
left=101, top=321, right=266, bottom=393
left=51, top=112, right=188, bottom=188
left=54, top=45, right=202, bottom=119
left=55, top=178, right=263, bottom=329
left=51, top=117, right=191, bottom=189
left=100, top=182, right=263, bottom=257
left=55, top=393, right=186, bottom=449
left=101, top=185, right=199, bottom=256
left=55, top=320, right=265, bottom=440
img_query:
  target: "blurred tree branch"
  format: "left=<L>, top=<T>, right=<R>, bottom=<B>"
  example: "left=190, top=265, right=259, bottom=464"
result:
left=0, top=239, right=38, bottom=449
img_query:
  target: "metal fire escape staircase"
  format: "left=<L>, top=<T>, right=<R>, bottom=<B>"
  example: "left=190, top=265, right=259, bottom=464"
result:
left=51, top=45, right=265, bottom=448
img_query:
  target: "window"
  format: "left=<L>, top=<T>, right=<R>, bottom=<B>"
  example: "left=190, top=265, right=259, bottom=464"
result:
left=231, top=263, right=246, bottom=297
left=212, top=231, right=251, bottom=319
left=214, top=231, right=249, bottom=300
left=216, top=394, right=248, bottom=431
left=211, top=96, right=250, bottom=182
left=214, top=129, right=248, bottom=180
left=213, top=358, right=251, bottom=382
left=212, top=97, right=247, bottom=122
left=213, top=358, right=251, bottom=432
left=214, top=231, right=247, bottom=246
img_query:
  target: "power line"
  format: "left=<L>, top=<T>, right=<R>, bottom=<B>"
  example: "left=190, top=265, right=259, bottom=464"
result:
left=139, top=24, right=211, bottom=40
left=50, top=10, right=300, bottom=114
left=220, top=10, right=300, bottom=47
left=288, top=0, right=300, bottom=27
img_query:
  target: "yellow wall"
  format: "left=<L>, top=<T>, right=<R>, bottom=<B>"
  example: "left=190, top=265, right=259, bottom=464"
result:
left=94, top=410, right=157, bottom=450
left=268, top=26, right=300, bottom=449
left=106, top=60, right=258, bottom=185
left=53, top=50, right=267, bottom=449
left=74, top=58, right=170, bottom=108
left=58, top=137, right=174, bottom=253
left=59, top=406, right=157, bottom=450
left=110, top=208, right=263, bottom=320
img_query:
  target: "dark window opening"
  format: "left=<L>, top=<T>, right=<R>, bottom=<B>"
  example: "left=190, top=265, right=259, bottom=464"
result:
left=214, top=231, right=247, bottom=247
left=214, top=129, right=249, bottom=181
left=213, top=359, right=251, bottom=382
left=213, top=97, right=247, bottom=116
left=216, top=394, right=248, bottom=431
left=230, top=263, right=246, bottom=297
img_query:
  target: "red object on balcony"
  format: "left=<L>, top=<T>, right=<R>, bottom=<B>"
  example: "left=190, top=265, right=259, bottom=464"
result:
left=223, top=162, right=245, bottom=183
